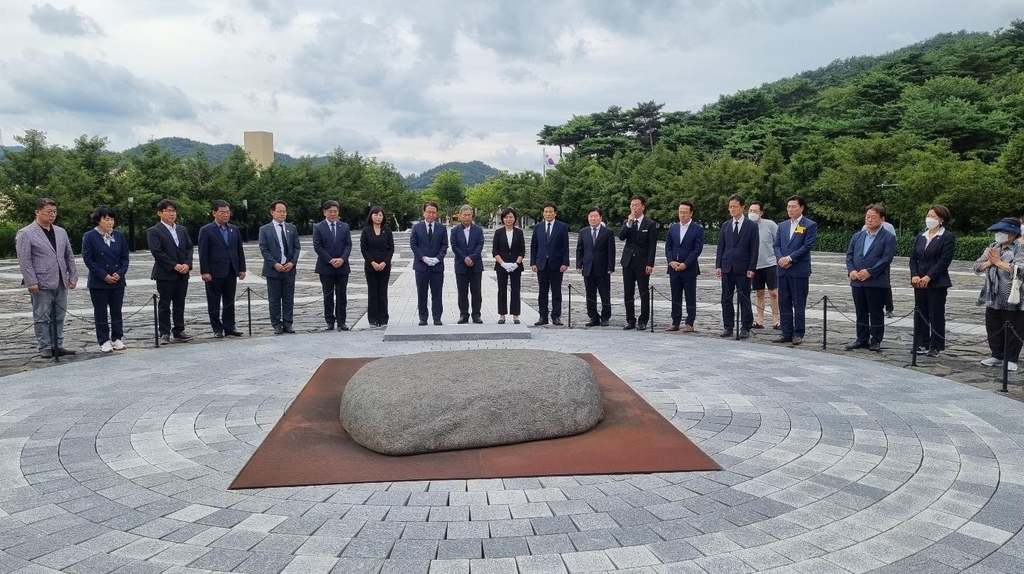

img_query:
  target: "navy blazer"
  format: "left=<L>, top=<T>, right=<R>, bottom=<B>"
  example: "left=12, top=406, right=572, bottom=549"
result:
left=492, top=227, right=525, bottom=272
left=450, top=223, right=485, bottom=274
left=198, top=222, right=246, bottom=278
left=82, top=229, right=129, bottom=290
left=410, top=221, right=448, bottom=274
left=909, top=230, right=956, bottom=289
left=774, top=217, right=818, bottom=278
left=147, top=223, right=193, bottom=281
left=665, top=222, right=704, bottom=278
left=716, top=217, right=759, bottom=274
left=576, top=225, right=616, bottom=277
left=258, top=221, right=301, bottom=277
left=530, top=219, right=570, bottom=271
left=312, top=219, right=352, bottom=276
left=846, top=228, right=896, bottom=289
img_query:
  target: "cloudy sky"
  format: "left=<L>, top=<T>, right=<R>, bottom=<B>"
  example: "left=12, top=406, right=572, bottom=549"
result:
left=0, top=1, right=1018, bottom=175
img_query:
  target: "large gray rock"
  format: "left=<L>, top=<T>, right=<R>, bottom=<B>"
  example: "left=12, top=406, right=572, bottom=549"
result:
left=339, top=350, right=604, bottom=455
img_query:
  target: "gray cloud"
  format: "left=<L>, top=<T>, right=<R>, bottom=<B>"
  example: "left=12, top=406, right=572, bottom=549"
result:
left=248, top=0, right=298, bottom=28
left=29, top=3, right=104, bottom=36
left=211, top=15, right=237, bottom=35
left=296, top=127, right=382, bottom=156
left=2, top=50, right=198, bottom=121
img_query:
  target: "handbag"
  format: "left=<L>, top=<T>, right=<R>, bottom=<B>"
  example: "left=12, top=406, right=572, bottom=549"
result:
left=1009, top=264, right=1022, bottom=305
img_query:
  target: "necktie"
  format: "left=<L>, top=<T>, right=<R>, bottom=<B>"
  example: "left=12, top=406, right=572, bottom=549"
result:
left=279, top=224, right=288, bottom=261
left=330, top=222, right=335, bottom=239
left=592, top=227, right=598, bottom=242
left=547, top=222, right=552, bottom=243
left=427, top=224, right=433, bottom=241
left=633, top=219, right=638, bottom=230
left=734, top=220, right=739, bottom=236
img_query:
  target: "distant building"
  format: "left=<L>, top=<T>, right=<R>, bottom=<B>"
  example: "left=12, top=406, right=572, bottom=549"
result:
left=243, top=131, right=274, bottom=169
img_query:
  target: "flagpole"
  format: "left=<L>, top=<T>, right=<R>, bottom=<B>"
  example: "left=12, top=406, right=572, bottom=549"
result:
left=542, top=147, right=546, bottom=176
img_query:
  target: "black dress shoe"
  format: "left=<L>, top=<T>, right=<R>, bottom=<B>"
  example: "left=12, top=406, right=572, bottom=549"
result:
left=868, top=342, right=881, bottom=351
left=738, top=329, right=750, bottom=339
left=623, top=323, right=636, bottom=330
left=338, top=324, right=349, bottom=331
left=225, top=329, right=243, bottom=337
left=457, top=316, right=469, bottom=324
left=472, top=317, right=483, bottom=324
left=551, top=318, right=563, bottom=326
left=498, top=318, right=506, bottom=324
left=719, top=330, right=733, bottom=338
left=283, top=327, right=296, bottom=333
left=213, top=332, right=224, bottom=338
left=418, top=320, right=428, bottom=326
left=771, top=336, right=792, bottom=343
left=927, top=349, right=939, bottom=357
left=326, top=323, right=335, bottom=331
left=173, top=332, right=193, bottom=341
left=434, top=320, right=443, bottom=326
left=57, top=348, right=77, bottom=356
left=585, top=319, right=600, bottom=327
left=637, top=323, right=647, bottom=331
left=600, top=320, right=609, bottom=326
left=513, top=319, right=520, bottom=324
left=274, top=326, right=284, bottom=334
left=534, top=319, right=548, bottom=326
left=844, top=341, right=868, bottom=351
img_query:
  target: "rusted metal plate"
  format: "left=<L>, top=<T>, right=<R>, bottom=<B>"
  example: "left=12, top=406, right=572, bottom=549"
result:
left=229, top=354, right=719, bottom=489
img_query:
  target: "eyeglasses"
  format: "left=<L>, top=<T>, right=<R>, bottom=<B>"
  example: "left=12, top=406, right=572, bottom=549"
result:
left=39, top=209, right=57, bottom=215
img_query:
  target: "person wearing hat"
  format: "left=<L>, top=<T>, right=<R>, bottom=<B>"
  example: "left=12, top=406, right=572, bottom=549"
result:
left=974, top=217, right=1024, bottom=371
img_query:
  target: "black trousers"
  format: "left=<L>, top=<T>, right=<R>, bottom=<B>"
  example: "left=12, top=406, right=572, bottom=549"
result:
left=622, top=264, right=651, bottom=325
left=156, top=278, right=188, bottom=336
left=885, top=287, right=894, bottom=313
left=669, top=274, right=697, bottom=326
left=852, top=286, right=886, bottom=344
left=365, top=268, right=390, bottom=325
left=584, top=273, right=611, bottom=321
left=90, top=287, right=125, bottom=344
left=721, top=272, right=753, bottom=331
left=416, top=271, right=444, bottom=322
left=986, top=307, right=1024, bottom=362
left=319, top=273, right=349, bottom=325
left=204, top=275, right=237, bottom=333
left=456, top=271, right=482, bottom=319
left=496, top=268, right=521, bottom=316
left=536, top=268, right=563, bottom=319
left=914, top=287, right=948, bottom=351
left=266, top=274, right=296, bottom=329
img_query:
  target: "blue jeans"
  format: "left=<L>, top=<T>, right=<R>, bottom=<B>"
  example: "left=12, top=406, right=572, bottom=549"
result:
left=30, top=285, right=68, bottom=351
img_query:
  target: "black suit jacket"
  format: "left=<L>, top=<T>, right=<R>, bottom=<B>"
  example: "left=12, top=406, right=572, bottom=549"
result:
left=715, top=217, right=759, bottom=274
left=147, top=223, right=193, bottom=281
left=909, top=230, right=956, bottom=290
left=577, top=225, right=616, bottom=277
left=492, top=228, right=525, bottom=272
left=618, top=217, right=658, bottom=270
left=198, top=222, right=246, bottom=278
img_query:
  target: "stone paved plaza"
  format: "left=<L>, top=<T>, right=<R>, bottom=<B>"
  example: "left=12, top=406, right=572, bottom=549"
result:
left=2, top=229, right=1024, bottom=573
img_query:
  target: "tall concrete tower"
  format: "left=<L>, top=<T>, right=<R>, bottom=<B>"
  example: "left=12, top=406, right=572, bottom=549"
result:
left=243, top=131, right=274, bottom=169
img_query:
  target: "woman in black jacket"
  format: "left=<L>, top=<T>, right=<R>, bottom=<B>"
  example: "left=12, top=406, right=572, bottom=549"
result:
left=492, top=208, right=525, bottom=324
left=909, top=205, right=956, bottom=356
left=359, top=206, right=395, bottom=327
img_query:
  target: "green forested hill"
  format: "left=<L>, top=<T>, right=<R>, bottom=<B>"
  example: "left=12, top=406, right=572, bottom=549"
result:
left=404, top=161, right=501, bottom=190
left=121, top=137, right=319, bottom=166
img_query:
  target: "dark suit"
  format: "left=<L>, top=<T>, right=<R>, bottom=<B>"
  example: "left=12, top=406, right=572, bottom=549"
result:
left=147, top=222, right=193, bottom=336
left=410, top=221, right=448, bottom=322
left=451, top=223, right=485, bottom=320
left=359, top=226, right=394, bottom=326
left=773, top=216, right=818, bottom=338
left=198, top=222, right=246, bottom=334
left=82, top=229, right=130, bottom=345
left=618, top=217, right=659, bottom=326
left=530, top=219, right=570, bottom=320
left=492, top=227, right=525, bottom=316
left=259, top=221, right=301, bottom=330
left=909, top=229, right=956, bottom=351
left=664, top=221, right=704, bottom=327
left=577, top=225, right=616, bottom=322
left=716, top=217, right=759, bottom=332
left=312, top=219, right=352, bottom=327
left=846, top=228, right=896, bottom=345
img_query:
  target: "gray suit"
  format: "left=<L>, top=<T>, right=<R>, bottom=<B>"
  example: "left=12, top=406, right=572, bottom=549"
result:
left=16, top=222, right=79, bottom=351
left=259, top=221, right=301, bottom=329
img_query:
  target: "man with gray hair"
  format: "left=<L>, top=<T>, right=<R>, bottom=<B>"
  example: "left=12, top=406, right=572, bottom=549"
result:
left=450, top=204, right=485, bottom=323
left=16, top=198, right=79, bottom=358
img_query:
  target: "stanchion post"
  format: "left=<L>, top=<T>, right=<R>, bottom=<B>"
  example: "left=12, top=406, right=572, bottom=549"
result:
left=152, top=294, right=159, bottom=347
left=1002, top=321, right=1011, bottom=393
left=735, top=292, right=741, bottom=340
left=247, top=287, right=253, bottom=337
left=650, top=285, right=655, bottom=332
left=822, top=295, right=828, bottom=350
left=50, top=297, right=59, bottom=362
left=910, top=306, right=918, bottom=367
left=567, top=285, right=571, bottom=328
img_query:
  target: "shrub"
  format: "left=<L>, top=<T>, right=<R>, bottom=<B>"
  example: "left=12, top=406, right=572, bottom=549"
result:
left=0, top=221, right=19, bottom=258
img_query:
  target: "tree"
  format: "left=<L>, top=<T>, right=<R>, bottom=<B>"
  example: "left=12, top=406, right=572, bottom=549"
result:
left=427, top=169, right=465, bottom=222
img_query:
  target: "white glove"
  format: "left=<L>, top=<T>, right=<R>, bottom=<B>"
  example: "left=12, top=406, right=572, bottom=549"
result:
left=429, top=257, right=440, bottom=266
left=504, top=262, right=518, bottom=272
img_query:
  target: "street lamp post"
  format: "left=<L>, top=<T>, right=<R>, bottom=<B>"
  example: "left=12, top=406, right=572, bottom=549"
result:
left=127, top=196, right=136, bottom=252
left=241, top=199, right=248, bottom=242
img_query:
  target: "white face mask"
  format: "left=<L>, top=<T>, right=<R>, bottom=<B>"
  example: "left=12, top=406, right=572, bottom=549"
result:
left=924, top=217, right=940, bottom=230
left=1020, top=224, right=1024, bottom=236
left=995, top=232, right=1010, bottom=244
left=747, top=212, right=760, bottom=222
